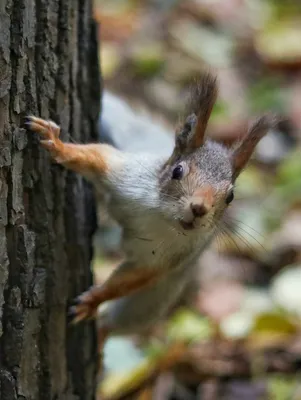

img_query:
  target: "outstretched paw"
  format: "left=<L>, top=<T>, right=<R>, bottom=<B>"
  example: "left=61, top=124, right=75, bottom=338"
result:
left=25, top=115, right=62, bottom=153
left=68, top=289, right=99, bottom=324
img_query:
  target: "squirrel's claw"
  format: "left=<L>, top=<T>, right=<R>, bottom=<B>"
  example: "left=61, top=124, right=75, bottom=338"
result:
left=25, top=115, right=68, bottom=162
left=68, top=265, right=163, bottom=325
left=24, top=115, right=61, bottom=140
left=68, top=290, right=99, bottom=324
left=68, top=306, right=89, bottom=325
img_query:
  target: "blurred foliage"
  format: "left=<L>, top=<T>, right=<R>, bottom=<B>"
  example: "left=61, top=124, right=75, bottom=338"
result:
left=268, top=375, right=298, bottom=400
left=93, top=0, right=301, bottom=398
left=276, top=149, right=301, bottom=198
left=166, top=308, right=214, bottom=343
left=131, top=44, right=165, bottom=77
left=247, top=77, right=286, bottom=113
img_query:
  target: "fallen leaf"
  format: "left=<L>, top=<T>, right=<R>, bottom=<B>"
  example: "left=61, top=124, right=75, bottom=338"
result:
left=268, top=374, right=297, bottom=400
left=271, top=265, right=301, bottom=316
left=252, top=312, right=298, bottom=334
left=166, top=308, right=213, bottom=343
left=255, top=20, right=301, bottom=68
left=220, top=310, right=254, bottom=339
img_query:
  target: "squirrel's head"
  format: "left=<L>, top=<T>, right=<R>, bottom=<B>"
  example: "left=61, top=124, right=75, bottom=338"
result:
left=159, top=72, right=276, bottom=232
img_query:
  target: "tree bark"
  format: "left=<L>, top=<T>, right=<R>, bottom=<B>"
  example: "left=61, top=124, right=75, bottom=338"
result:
left=0, top=0, right=100, bottom=399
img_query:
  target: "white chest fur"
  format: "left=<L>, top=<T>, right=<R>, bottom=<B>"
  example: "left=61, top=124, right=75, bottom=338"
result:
left=105, top=152, right=214, bottom=270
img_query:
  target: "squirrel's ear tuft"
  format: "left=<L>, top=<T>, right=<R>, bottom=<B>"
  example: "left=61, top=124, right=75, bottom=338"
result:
left=232, top=114, right=278, bottom=180
left=176, top=72, right=218, bottom=153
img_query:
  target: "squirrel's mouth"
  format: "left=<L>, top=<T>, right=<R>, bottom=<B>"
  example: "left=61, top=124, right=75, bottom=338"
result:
left=179, top=219, right=195, bottom=230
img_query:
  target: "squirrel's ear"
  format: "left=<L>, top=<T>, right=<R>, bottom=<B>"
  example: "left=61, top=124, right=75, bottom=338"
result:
left=232, top=114, right=277, bottom=180
left=175, top=72, right=218, bottom=154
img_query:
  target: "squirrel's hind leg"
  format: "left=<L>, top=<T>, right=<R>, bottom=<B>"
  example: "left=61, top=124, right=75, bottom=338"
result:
left=68, top=261, right=163, bottom=324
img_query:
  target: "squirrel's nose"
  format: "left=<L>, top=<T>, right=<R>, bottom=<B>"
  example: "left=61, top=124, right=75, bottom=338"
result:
left=190, top=202, right=208, bottom=218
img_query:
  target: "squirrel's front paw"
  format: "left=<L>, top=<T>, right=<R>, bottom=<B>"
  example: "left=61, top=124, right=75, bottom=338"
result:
left=25, top=115, right=62, bottom=153
left=68, top=289, right=99, bottom=324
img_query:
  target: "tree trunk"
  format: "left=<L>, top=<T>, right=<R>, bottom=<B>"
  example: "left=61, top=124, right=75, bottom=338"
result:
left=0, top=0, right=100, bottom=399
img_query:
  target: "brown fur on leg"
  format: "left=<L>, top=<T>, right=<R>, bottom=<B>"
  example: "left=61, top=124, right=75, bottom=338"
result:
left=69, top=262, right=164, bottom=324
left=25, top=115, right=122, bottom=179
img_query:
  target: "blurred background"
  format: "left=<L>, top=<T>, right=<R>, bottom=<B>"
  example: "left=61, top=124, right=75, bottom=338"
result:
left=92, top=1, right=301, bottom=399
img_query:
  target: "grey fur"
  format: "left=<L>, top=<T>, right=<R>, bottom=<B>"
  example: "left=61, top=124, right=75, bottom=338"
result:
left=97, top=140, right=234, bottom=334
left=87, top=74, right=275, bottom=337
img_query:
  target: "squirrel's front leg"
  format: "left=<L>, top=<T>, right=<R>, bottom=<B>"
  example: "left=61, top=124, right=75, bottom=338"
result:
left=69, top=261, right=163, bottom=323
left=25, top=117, right=162, bottom=323
left=25, top=116, right=123, bottom=180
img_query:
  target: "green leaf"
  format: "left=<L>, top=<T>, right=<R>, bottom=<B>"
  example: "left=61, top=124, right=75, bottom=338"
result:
left=261, top=150, right=301, bottom=231
left=247, top=77, right=285, bottom=113
left=132, top=44, right=165, bottom=77
left=268, top=0, right=301, bottom=20
left=210, top=100, right=229, bottom=122
left=166, top=308, right=213, bottom=343
left=268, top=374, right=298, bottom=400
left=277, top=149, right=301, bottom=187
left=248, top=311, right=298, bottom=350
left=255, top=17, right=301, bottom=69
left=252, top=312, right=297, bottom=334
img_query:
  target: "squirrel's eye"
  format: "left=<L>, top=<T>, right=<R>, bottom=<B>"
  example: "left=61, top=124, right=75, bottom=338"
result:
left=172, top=165, right=184, bottom=180
left=225, top=190, right=234, bottom=205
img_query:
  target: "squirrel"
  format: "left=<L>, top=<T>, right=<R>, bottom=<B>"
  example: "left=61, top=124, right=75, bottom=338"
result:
left=25, top=72, right=276, bottom=349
